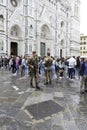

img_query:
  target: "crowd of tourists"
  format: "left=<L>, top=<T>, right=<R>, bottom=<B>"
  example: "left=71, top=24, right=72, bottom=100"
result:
left=0, top=53, right=87, bottom=92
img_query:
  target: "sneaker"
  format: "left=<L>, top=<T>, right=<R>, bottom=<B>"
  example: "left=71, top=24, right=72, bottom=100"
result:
left=71, top=79, right=74, bottom=80
left=49, top=81, right=52, bottom=84
left=59, top=77, right=62, bottom=79
left=69, top=78, right=73, bottom=81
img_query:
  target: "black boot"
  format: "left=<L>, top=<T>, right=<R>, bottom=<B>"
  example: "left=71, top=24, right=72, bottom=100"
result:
left=49, top=81, right=52, bottom=84
left=85, top=90, right=87, bottom=92
left=36, top=85, right=40, bottom=90
left=44, top=82, right=48, bottom=85
left=30, top=82, right=34, bottom=88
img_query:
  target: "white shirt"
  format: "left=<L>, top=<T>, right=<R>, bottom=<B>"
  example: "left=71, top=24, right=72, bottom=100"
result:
left=22, top=59, right=26, bottom=66
left=67, top=57, right=76, bottom=68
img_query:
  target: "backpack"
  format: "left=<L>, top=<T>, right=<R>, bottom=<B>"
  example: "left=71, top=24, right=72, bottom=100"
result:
left=44, top=58, right=53, bottom=67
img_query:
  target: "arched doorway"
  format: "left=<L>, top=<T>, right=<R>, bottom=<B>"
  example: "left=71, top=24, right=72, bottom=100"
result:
left=11, top=42, right=18, bottom=55
left=60, top=39, right=64, bottom=58
left=10, top=24, right=22, bottom=56
left=40, top=24, right=51, bottom=56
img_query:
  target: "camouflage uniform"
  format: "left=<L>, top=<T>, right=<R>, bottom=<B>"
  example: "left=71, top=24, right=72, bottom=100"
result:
left=44, top=56, right=53, bottom=84
left=27, top=55, right=40, bottom=89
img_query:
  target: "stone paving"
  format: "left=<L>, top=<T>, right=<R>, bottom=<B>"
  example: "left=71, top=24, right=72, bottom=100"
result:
left=0, top=68, right=87, bottom=130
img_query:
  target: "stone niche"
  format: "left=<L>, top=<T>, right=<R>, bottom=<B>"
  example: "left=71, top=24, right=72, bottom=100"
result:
left=0, top=14, right=4, bottom=31
left=0, top=39, right=4, bottom=51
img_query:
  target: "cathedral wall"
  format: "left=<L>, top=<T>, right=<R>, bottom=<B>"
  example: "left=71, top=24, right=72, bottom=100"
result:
left=0, top=0, right=80, bottom=58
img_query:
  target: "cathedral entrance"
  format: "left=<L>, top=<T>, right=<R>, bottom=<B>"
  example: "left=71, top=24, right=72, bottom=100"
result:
left=10, top=24, right=22, bottom=56
left=40, top=42, right=45, bottom=56
left=11, top=42, right=18, bottom=55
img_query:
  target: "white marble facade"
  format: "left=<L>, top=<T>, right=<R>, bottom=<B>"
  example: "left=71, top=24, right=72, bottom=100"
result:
left=0, top=0, right=80, bottom=58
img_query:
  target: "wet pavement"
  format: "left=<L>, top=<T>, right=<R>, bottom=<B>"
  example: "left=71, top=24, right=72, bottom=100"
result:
left=0, top=68, right=87, bottom=130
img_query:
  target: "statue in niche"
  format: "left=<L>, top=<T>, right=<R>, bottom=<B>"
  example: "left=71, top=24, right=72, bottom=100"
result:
left=41, top=28, right=46, bottom=37
left=0, top=40, right=3, bottom=51
left=0, top=15, right=4, bottom=23
left=29, top=25, right=33, bottom=36
left=11, top=26, right=18, bottom=36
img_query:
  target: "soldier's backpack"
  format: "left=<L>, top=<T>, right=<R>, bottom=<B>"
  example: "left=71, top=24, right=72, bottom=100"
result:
left=44, top=57, right=53, bottom=67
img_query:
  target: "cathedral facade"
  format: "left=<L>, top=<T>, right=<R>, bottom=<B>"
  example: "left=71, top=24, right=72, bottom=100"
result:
left=0, top=0, right=80, bottom=57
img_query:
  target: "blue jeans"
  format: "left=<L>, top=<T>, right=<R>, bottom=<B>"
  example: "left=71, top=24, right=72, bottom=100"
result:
left=68, top=68, right=74, bottom=79
left=22, top=65, right=25, bottom=75
left=16, top=65, right=19, bottom=75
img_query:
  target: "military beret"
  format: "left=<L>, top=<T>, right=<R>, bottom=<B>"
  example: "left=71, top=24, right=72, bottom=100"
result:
left=32, top=51, right=36, bottom=54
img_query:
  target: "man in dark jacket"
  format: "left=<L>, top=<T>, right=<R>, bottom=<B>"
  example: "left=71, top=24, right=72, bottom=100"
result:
left=83, top=58, right=87, bottom=92
left=75, top=56, right=80, bottom=79
left=80, top=58, right=87, bottom=93
left=79, top=58, right=84, bottom=93
left=27, top=51, right=40, bottom=90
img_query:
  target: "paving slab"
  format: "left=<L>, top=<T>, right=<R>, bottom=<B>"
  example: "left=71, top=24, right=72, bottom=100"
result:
left=25, top=100, right=64, bottom=120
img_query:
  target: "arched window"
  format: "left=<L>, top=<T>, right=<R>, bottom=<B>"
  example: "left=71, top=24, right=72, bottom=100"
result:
left=30, top=25, right=33, bottom=29
left=74, top=3, right=79, bottom=16
left=10, top=0, right=17, bottom=7
left=61, top=21, right=64, bottom=28
left=0, top=15, right=4, bottom=22
left=61, top=39, right=64, bottom=45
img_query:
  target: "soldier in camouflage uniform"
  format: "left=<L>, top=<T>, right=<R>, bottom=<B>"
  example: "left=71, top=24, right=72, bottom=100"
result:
left=27, top=51, right=40, bottom=90
left=44, top=52, right=53, bottom=85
